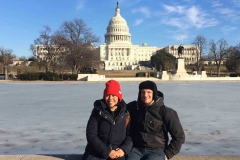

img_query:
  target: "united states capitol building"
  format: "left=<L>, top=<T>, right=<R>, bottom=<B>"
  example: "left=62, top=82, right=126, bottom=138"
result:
left=97, top=3, right=198, bottom=70
left=97, top=3, right=160, bottom=70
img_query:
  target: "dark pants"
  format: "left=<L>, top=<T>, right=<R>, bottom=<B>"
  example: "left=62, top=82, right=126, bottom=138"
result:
left=126, top=148, right=165, bottom=160
left=82, top=151, right=126, bottom=160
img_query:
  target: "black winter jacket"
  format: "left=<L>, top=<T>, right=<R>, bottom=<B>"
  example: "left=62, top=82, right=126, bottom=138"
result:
left=85, top=99, right=132, bottom=159
left=127, top=91, right=185, bottom=159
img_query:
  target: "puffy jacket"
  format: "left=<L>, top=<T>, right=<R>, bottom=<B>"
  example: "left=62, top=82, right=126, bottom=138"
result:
left=127, top=91, right=185, bottom=159
left=85, top=99, right=132, bottom=159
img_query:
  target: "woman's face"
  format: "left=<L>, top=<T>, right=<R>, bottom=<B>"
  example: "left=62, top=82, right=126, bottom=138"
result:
left=105, top=94, right=119, bottom=108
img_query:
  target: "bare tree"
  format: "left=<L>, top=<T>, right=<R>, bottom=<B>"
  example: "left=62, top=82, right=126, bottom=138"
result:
left=202, top=53, right=214, bottom=76
left=209, top=38, right=228, bottom=77
left=192, top=35, right=207, bottom=71
left=91, top=49, right=104, bottom=70
left=225, top=44, right=240, bottom=73
left=30, top=26, right=65, bottom=72
left=58, top=19, right=100, bottom=74
left=27, top=56, right=39, bottom=69
left=0, top=47, right=16, bottom=80
left=18, top=56, right=27, bottom=61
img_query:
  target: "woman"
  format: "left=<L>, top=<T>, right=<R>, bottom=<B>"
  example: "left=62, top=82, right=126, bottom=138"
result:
left=82, top=80, right=132, bottom=160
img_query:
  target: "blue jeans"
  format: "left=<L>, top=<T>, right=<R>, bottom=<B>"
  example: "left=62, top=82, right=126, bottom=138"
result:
left=82, top=151, right=126, bottom=160
left=126, top=148, right=165, bottom=160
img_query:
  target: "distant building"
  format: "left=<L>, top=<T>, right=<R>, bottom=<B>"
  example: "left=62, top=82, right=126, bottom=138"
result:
left=163, top=45, right=199, bottom=65
left=202, top=60, right=225, bottom=65
left=34, top=44, right=97, bottom=64
left=10, top=59, right=33, bottom=66
left=98, top=3, right=161, bottom=70
left=33, top=45, right=66, bottom=62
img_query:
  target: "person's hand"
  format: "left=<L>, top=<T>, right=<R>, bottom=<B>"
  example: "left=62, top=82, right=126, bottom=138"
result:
left=115, top=148, right=125, bottom=157
left=109, top=150, right=119, bottom=159
left=165, top=156, right=168, bottom=160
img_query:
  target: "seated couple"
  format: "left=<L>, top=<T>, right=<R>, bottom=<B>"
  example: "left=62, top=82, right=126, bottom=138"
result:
left=81, top=80, right=185, bottom=160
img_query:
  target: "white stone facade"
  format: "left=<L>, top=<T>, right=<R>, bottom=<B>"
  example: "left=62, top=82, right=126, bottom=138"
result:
left=34, top=45, right=66, bottom=62
left=100, top=44, right=159, bottom=70
left=99, top=4, right=161, bottom=70
left=163, top=45, right=199, bottom=65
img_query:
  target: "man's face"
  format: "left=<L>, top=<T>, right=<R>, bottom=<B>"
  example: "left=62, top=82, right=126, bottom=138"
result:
left=141, top=89, right=153, bottom=104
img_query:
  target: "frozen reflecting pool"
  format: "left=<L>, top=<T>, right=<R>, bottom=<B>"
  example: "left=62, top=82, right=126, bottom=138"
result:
left=0, top=81, right=239, bottom=155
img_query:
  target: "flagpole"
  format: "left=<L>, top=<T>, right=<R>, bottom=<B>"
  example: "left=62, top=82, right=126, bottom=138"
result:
left=182, top=34, right=184, bottom=45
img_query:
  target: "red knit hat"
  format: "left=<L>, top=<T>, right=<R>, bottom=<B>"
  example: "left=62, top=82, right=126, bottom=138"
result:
left=103, top=80, right=122, bottom=102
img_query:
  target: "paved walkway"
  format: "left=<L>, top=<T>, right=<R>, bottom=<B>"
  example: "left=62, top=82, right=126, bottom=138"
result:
left=1, top=155, right=240, bottom=160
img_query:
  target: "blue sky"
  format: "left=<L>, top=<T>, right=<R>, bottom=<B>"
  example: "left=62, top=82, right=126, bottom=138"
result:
left=0, top=0, right=240, bottom=58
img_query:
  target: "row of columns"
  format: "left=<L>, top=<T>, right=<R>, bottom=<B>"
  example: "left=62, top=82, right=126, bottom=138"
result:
left=107, top=35, right=131, bottom=42
left=106, top=61, right=135, bottom=66
left=108, top=48, right=130, bottom=55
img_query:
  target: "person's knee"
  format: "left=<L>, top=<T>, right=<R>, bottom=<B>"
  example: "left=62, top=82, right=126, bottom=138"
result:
left=117, top=156, right=126, bottom=160
left=142, top=150, right=165, bottom=160
left=126, top=148, right=142, bottom=160
left=81, top=152, right=103, bottom=160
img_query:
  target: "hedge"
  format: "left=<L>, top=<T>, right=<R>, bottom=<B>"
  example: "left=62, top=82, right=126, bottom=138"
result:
left=59, top=74, right=78, bottom=80
left=19, top=72, right=39, bottom=80
left=18, top=72, right=78, bottom=81
left=229, top=73, right=240, bottom=77
left=42, top=72, right=59, bottom=81
left=136, top=72, right=157, bottom=77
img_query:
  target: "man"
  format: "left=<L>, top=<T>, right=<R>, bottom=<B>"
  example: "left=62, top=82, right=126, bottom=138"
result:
left=127, top=80, right=185, bottom=160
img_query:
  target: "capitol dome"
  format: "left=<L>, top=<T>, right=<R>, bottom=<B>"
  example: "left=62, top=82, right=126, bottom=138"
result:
left=104, top=2, right=131, bottom=44
left=108, top=8, right=127, bottom=26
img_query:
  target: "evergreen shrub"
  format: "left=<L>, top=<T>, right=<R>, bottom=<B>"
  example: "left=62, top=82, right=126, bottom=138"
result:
left=136, top=72, right=145, bottom=77
left=19, top=72, right=39, bottom=80
left=42, top=72, right=59, bottom=81
left=136, top=72, right=156, bottom=77
left=59, top=74, right=78, bottom=80
left=230, top=73, right=240, bottom=77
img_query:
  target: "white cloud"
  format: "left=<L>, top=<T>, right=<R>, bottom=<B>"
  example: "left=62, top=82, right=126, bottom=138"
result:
left=162, top=5, right=175, bottom=13
left=162, top=4, right=184, bottom=14
left=76, top=0, right=85, bottom=11
left=131, top=7, right=150, bottom=26
left=218, top=8, right=234, bottom=15
left=203, top=19, right=219, bottom=28
left=132, top=7, right=151, bottom=18
left=163, top=18, right=183, bottom=28
left=229, top=0, right=240, bottom=8
left=134, top=19, right=144, bottom=26
left=185, top=6, right=219, bottom=28
left=211, top=1, right=223, bottom=7
left=221, top=26, right=237, bottom=34
left=214, top=7, right=240, bottom=22
left=161, top=5, right=219, bottom=29
left=186, top=6, right=199, bottom=26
